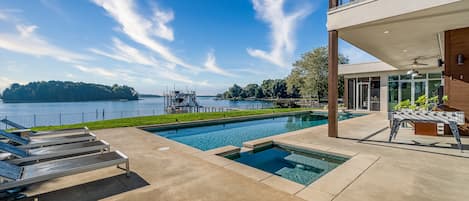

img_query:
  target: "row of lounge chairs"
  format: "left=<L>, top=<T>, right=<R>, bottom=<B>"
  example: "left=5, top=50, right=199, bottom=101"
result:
left=0, top=127, right=130, bottom=199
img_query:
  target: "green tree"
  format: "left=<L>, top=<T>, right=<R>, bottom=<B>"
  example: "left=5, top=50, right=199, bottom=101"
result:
left=261, top=79, right=274, bottom=98
left=272, top=79, right=287, bottom=98
left=1, top=81, right=139, bottom=103
left=227, top=84, right=243, bottom=98
left=254, top=87, right=264, bottom=98
left=243, top=84, right=260, bottom=98
left=287, top=47, right=349, bottom=101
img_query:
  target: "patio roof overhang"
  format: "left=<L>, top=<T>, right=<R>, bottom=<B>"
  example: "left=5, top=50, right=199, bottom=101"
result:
left=336, top=0, right=469, bottom=70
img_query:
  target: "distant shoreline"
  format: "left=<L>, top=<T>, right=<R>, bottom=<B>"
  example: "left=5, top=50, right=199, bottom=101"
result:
left=0, top=98, right=140, bottom=104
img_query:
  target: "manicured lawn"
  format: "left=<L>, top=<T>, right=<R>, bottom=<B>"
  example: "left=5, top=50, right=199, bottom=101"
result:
left=33, top=108, right=312, bottom=131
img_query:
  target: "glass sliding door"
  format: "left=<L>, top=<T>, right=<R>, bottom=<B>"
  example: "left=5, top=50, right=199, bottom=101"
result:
left=370, top=77, right=380, bottom=111
left=388, top=81, right=399, bottom=111
left=400, top=82, right=412, bottom=102
left=414, top=81, right=426, bottom=102
left=347, top=79, right=355, bottom=109
left=356, top=82, right=370, bottom=110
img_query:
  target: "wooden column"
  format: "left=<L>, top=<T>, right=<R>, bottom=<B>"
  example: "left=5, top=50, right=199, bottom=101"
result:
left=328, top=30, right=339, bottom=137
left=329, top=0, right=338, bottom=8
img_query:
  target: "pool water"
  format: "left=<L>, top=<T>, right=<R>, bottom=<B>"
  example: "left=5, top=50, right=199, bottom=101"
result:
left=152, top=112, right=363, bottom=151
left=226, top=145, right=349, bottom=185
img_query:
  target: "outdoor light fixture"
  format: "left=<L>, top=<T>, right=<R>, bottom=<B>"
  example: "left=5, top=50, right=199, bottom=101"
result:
left=457, top=54, right=465, bottom=65
left=407, top=69, right=419, bottom=77
left=438, top=59, right=444, bottom=67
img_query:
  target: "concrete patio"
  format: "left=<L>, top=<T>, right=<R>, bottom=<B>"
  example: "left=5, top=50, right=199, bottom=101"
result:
left=20, top=112, right=469, bottom=201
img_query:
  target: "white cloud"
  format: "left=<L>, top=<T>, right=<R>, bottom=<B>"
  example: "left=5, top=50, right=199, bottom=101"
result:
left=40, top=0, right=68, bottom=19
left=0, top=12, right=7, bottom=21
left=92, top=0, right=198, bottom=71
left=89, top=37, right=162, bottom=67
left=0, top=24, right=89, bottom=63
left=0, top=76, right=23, bottom=92
left=152, top=7, right=174, bottom=41
left=74, top=65, right=117, bottom=78
left=66, top=73, right=74, bottom=78
left=203, top=51, right=235, bottom=77
left=247, top=0, right=312, bottom=67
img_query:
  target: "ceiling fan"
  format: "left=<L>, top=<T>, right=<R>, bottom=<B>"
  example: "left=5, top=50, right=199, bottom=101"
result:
left=410, top=58, right=429, bottom=67
left=406, top=58, right=428, bottom=77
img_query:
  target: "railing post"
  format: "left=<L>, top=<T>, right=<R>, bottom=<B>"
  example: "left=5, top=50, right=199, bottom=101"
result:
left=96, top=109, right=98, bottom=120
left=59, top=113, right=62, bottom=126
left=82, top=112, right=85, bottom=123
left=33, top=114, right=36, bottom=127
left=102, top=109, right=105, bottom=120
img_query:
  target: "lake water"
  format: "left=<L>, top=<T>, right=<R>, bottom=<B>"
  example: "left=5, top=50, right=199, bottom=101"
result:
left=0, top=97, right=272, bottom=128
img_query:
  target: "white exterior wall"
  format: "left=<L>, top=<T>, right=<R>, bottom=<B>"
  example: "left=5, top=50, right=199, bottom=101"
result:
left=327, top=0, right=460, bottom=31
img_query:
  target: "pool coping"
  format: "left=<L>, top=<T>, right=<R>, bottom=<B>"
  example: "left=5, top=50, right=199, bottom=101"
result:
left=198, top=139, right=380, bottom=201
left=138, top=110, right=314, bottom=131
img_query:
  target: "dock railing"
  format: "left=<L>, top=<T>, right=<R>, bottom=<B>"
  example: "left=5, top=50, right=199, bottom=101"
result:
left=1, top=104, right=283, bottom=129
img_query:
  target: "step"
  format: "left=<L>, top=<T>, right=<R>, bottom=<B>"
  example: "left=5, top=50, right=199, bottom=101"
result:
left=284, top=154, right=331, bottom=170
left=275, top=166, right=323, bottom=186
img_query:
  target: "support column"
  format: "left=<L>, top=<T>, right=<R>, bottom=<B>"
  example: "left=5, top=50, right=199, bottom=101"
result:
left=328, top=30, right=338, bottom=137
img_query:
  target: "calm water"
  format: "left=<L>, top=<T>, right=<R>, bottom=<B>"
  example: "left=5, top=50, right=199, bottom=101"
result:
left=153, top=113, right=363, bottom=151
left=0, top=97, right=272, bottom=128
left=228, top=145, right=348, bottom=185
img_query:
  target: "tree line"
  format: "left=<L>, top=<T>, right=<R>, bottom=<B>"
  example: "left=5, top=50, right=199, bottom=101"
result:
left=1, top=81, right=139, bottom=103
left=220, top=47, right=349, bottom=101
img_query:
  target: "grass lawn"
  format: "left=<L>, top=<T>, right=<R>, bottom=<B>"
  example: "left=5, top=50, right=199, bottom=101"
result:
left=33, top=108, right=313, bottom=131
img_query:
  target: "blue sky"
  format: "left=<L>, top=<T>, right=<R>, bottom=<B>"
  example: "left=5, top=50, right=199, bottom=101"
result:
left=0, top=0, right=376, bottom=95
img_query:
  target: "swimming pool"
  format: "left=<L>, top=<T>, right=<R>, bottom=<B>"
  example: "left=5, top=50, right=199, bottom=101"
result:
left=225, top=145, right=349, bottom=185
left=151, top=112, right=363, bottom=151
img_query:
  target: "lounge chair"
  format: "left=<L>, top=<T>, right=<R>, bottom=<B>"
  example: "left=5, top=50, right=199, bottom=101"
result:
left=11, top=127, right=90, bottom=138
left=0, top=151, right=129, bottom=191
left=1, top=118, right=89, bottom=138
left=0, top=140, right=110, bottom=165
left=0, top=130, right=96, bottom=149
left=0, top=119, right=27, bottom=130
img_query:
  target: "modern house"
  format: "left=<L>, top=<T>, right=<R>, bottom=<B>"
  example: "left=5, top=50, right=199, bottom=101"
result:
left=327, top=0, right=469, bottom=137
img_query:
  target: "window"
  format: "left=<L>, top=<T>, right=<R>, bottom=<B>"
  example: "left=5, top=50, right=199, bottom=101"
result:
left=388, top=81, right=399, bottom=111
left=400, top=74, right=411, bottom=80
left=428, top=80, right=442, bottom=97
left=388, top=72, right=442, bottom=111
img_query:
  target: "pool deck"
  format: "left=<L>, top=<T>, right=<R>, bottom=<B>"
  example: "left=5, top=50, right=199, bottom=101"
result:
left=21, top=112, right=469, bottom=201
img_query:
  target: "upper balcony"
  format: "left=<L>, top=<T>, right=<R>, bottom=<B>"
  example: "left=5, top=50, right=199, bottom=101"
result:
left=327, top=0, right=461, bottom=31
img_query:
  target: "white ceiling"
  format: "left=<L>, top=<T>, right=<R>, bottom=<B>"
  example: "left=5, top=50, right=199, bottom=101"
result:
left=339, top=0, right=469, bottom=70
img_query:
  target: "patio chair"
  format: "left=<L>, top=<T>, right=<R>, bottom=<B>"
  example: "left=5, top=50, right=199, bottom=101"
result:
left=0, top=140, right=110, bottom=165
left=11, top=127, right=90, bottom=138
left=1, top=118, right=90, bottom=138
left=0, top=130, right=96, bottom=149
left=0, top=151, right=129, bottom=191
left=0, top=119, right=27, bottom=130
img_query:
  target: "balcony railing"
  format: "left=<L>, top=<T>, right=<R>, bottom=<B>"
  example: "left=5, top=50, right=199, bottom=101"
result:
left=330, top=0, right=368, bottom=10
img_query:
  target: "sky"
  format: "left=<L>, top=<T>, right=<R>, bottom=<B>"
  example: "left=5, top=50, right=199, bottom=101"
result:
left=0, top=0, right=376, bottom=95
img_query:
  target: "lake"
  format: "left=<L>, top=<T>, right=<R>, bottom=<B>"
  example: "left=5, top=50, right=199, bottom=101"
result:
left=0, top=97, right=272, bottom=128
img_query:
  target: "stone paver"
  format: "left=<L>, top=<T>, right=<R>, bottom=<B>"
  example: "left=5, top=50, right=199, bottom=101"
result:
left=21, top=112, right=469, bottom=201
left=261, top=175, right=305, bottom=195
